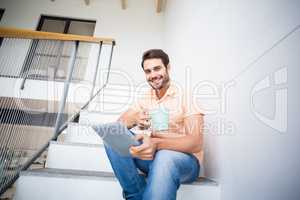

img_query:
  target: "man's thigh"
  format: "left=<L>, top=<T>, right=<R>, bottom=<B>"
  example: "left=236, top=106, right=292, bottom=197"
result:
left=151, top=150, right=200, bottom=183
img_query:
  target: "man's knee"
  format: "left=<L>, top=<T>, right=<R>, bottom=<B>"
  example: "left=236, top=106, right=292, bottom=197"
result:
left=152, top=150, right=186, bottom=178
left=154, top=150, right=188, bottom=165
left=145, top=150, right=182, bottom=197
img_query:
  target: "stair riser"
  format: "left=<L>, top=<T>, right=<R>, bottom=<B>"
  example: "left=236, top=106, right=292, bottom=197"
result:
left=87, top=102, right=130, bottom=114
left=65, top=124, right=103, bottom=145
left=14, top=176, right=123, bottom=200
left=47, top=143, right=113, bottom=172
left=79, top=111, right=118, bottom=125
left=14, top=175, right=220, bottom=200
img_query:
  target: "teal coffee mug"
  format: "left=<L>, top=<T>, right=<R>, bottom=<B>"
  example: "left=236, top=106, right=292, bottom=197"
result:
left=150, top=107, right=169, bottom=131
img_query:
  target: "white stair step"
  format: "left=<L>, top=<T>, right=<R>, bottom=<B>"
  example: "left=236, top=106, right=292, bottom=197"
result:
left=87, top=101, right=130, bottom=114
left=86, top=84, right=148, bottom=114
left=64, top=121, right=145, bottom=146
left=65, top=122, right=103, bottom=144
left=46, top=141, right=113, bottom=172
left=14, top=169, right=123, bottom=200
left=14, top=168, right=220, bottom=200
left=79, top=110, right=119, bottom=125
left=103, top=84, right=148, bottom=96
left=102, top=94, right=134, bottom=104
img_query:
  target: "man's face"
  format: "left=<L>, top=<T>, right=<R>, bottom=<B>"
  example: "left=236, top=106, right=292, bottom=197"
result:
left=143, top=58, right=170, bottom=90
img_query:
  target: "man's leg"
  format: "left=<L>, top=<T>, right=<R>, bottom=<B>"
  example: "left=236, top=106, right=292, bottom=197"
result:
left=104, top=144, right=147, bottom=200
left=142, top=150, right=200, bottom=200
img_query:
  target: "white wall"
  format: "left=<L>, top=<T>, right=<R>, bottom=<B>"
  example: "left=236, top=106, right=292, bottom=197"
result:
left=164, top=0, right=300, bottom=200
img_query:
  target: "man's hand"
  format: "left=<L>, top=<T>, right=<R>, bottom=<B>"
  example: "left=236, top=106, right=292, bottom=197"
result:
left=136, top=109, right=151, bottom=130
left=118, top=109, right=150, bottom=129
left=129, top=134, right=157, bottom=160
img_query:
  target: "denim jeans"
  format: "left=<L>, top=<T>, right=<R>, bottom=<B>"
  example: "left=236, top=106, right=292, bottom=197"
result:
left=104, top=144, right=200, bottom=200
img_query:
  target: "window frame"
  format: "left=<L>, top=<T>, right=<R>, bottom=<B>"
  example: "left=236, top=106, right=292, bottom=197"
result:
left=36, top=15, right=96, bottom=33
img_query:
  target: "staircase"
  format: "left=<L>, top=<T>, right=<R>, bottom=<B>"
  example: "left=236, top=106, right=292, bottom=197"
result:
left=12, top=86, right=221, bottom=200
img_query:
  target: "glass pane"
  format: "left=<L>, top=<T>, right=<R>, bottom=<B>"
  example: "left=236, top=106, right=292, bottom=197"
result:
left=40, top=19, right=66, bottom=33
left=68, top=21, right=95, bottom=36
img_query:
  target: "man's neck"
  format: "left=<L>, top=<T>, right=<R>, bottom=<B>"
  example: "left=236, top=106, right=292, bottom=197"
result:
left=155, top=82, right=170, bottom=99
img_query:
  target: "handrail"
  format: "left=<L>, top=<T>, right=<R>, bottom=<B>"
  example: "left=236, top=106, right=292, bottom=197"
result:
left=0, top=27, right=115, bottom=44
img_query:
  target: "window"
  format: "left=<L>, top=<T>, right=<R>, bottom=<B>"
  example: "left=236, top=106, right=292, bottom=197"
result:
left=22, top=15, right=96, bottom=81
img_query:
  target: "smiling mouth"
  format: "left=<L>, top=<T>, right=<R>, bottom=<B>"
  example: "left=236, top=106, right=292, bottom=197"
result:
left=151, top=76, right=162, bottom=82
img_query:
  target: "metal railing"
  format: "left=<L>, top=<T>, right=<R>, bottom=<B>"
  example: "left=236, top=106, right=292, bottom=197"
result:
left=0, top=27, right=115, bottom=195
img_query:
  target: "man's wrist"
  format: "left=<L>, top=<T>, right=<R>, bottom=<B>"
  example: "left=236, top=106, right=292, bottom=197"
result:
left=151, top=137, right=162, bottom=150
left=118, top=118, right=136, bottom=129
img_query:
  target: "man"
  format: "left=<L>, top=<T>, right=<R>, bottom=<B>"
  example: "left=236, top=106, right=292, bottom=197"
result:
left=104, top=49, right=204, bottom=200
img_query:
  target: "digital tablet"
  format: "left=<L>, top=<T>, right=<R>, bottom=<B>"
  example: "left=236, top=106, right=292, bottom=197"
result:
left=92, top=122, right=141, bottom=157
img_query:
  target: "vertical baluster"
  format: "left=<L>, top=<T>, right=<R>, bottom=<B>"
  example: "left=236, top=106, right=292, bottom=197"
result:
left=53, top=40, right=79, bottom=138
left=90, top=41, right=103, bottom=99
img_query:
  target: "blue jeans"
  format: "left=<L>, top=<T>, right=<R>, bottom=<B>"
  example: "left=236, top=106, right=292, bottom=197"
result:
left=104, top=144, right=200, bottom=200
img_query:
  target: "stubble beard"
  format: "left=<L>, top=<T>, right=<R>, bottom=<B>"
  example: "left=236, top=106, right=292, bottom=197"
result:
left=149, top=74, right=170, bottom=91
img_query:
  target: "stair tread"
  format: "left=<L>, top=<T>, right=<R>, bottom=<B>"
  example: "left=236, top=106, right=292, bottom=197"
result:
left=21, top=168, right=116, bottom=180
left=80, top=110, right=119, bottom=115
left=50, top=141, right=104, bottom=148
left=21, top=168, right=218, bottom=186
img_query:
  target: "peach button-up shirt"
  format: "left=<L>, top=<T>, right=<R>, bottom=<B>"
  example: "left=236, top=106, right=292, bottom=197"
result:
left=131, top=82, right=205, bottom=164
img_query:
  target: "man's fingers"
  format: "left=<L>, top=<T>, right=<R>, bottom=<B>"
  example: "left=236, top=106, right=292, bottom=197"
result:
left=129, top=147, right=138, bottom=156
left=129, top=147, right=143, bottom=157
left=133, top=137, right=151, bottom=151
left=134, top=134, right=144, bottom=141
left=129, top=148, right=154, bottom=160
left=139, top=111, right=151, bottom=123
left=129, top=134, right=155, bottom=160
left=139, top=155, right=154, bottom=160
left=140, top=114, right=150, bottom=120
left=130, top=142, right=148, bottom=153
left=137, top=118, right=151, bottom=129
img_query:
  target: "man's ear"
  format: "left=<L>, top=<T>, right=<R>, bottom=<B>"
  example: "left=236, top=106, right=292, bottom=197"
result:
left=166, top=64, right=171, bottom=71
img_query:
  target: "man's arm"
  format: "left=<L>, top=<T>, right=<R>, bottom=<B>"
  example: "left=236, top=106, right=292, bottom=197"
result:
left=152, top=114, right=203, bottom=153
left=130, top=114, right=204, bottom=159
left=118, top=108, right=151, bottom=130
left=118, top=109, right=138, bottom=129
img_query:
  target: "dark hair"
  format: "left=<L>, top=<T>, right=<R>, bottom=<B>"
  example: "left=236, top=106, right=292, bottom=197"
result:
left=141, top=49, right=169, bottom=69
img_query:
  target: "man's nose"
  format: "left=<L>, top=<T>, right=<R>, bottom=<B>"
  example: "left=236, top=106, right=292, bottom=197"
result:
left=149, top=71, right=158, bottom=79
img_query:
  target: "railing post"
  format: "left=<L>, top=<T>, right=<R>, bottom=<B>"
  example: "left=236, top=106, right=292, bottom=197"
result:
left=19, top=39, right=39, bottom=90
left=105, top=41, right=116, bottom=84
left=90, top=41, right=103, bottom=99
left=53, top=40, right=79, bottom=138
